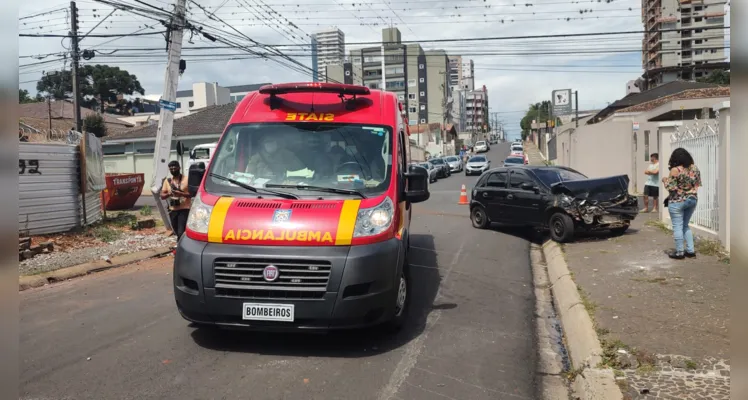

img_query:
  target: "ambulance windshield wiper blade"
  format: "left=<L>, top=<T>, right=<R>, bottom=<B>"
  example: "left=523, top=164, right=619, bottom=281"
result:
left=209, top=173, right=298, bottom=199
left=265, top=184, right=367, bottom=199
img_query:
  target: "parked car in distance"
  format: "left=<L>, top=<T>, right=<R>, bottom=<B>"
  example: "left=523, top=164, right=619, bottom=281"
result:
left=474, top=141, right=488, bottom=153
left=510, top=151, right=529, bottom=164
left=465, top=155, right=491, bottom=176
left=510, top=145, right=523, bottom=153
left=428, top=158, right=451, bottom=178
left=415, top=162, right=439, bottom=183
left=503, top=156, right=525, bottom=167
left=468, top=165, right=639, bottom=242
left=444, top=155, right=463, bottom=172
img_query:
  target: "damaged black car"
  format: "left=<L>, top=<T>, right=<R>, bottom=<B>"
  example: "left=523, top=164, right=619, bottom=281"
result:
left=469, top=165, right=639, bottom=242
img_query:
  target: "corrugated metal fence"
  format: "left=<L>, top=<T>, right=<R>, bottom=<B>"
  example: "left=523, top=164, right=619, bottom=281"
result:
left=19, top=142, right=102, bottom=236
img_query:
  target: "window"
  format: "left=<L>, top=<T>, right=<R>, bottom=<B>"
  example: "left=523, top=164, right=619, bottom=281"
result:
left=408, top=107, right=417, bottom=113
left=408, top=93, right=416, bottom=100
left=176, top=102, right=182, bottom=108
left=345, top=71, right=351, bottom=76
left=364, top=55, right=382, bottom=63
left=486, top=171, right=507, bottom=188
left=419, top=77, right=425, bottom=83
left=420, top=119, right=426, bottom=123
left=386, top=66, right=404, bottom=75
left=420, top=91, right=425, bottom=97
left=188, top=101, right=194, bottom=108
left=398, top=94, right=405, bottom=101
left=419, top=64, right=424, bottom=69
left=420, top=105, right=426, bottom=110
left=408, top=79, right=417, bottom=87
left=509, top=170, right=534, bottom=189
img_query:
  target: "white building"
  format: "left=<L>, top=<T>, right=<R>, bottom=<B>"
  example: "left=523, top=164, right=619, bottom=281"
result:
left=312, top=28, right=346, bottom=82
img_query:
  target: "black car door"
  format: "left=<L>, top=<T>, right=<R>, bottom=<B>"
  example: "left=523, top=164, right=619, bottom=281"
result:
left=505, top=170, right=546, bottom=226
left=476, top=170, right=509, bottom=221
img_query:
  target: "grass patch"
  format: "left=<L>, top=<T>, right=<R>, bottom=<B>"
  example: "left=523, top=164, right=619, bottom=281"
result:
left=685, top=360, right=698, bottom=370
left=636, top=364, right=657, bottom=375
left=695, top=238, right=730, bottom=264
left=578, top=287, right=598, bottom=315
left=139, top=205, right=152, bottom=216
left=645, top=219, right=671, bottom=234
left=88, top=225, right=121, bottom=242
left=106, top=212, right=137, bottom=228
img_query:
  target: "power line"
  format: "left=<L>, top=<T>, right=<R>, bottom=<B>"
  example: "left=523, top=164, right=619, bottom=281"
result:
left=19, top=7, right=68, bottom=20
left=19, top=31, right=167, bottom=38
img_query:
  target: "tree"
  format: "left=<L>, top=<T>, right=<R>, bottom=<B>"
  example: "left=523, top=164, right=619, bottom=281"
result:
left=83, top=113, right=108, bottom=138
left=35, top=65, right=145, bottom=113
left=520, top=101, right=560, bottom=140
left=18, top=89, right=40, bottom=103
left=697, top=70, right=729, bottom=85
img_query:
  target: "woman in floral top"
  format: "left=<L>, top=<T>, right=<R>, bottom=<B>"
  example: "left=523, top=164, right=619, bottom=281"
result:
left=662, top=148, right=702, bottom=259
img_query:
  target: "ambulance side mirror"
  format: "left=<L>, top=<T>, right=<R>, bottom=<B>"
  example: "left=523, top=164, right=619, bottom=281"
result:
left=404, top=165, right=430, bottom=203
left=188, top=162, right=205, bottom=197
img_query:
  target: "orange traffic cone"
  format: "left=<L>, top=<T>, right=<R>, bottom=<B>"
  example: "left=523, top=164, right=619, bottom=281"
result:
left=458, top=184, right=469, bottom=205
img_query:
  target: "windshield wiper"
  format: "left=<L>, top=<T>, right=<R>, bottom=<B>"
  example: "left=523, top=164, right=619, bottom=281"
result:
left=209, top=173, right=299, bottom=199
left=266, top=184, right=367, bottom=199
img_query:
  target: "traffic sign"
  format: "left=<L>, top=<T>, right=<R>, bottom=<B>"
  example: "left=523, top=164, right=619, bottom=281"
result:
left=159, top=99, right=178, bottom=111
left=552, top=89, right=573, bottom=116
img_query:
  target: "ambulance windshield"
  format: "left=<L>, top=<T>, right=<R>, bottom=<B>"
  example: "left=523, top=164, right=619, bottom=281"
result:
left=205, top=123, right=393, bottom=197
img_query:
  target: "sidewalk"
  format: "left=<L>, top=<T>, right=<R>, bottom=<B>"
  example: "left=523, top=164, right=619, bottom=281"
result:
left=561, top=213, right=730, bottom=399
left=524, top=140, right=547, bottom=165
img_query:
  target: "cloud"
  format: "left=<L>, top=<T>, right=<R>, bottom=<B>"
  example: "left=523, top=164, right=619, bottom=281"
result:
left=20, top=0, right=722, bottom=139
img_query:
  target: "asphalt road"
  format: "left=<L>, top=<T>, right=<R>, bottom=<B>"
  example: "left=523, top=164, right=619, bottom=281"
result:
left=21, top=142, right=540, bottom=400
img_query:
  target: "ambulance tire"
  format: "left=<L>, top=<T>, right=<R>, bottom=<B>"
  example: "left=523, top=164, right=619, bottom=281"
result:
left=383, top=257, right=411, bottom=333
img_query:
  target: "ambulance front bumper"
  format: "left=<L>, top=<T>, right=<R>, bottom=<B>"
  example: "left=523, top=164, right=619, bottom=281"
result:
left=173, top=234, right=405, bottom=331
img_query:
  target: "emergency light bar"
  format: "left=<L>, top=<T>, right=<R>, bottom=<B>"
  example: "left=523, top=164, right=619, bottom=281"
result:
left=259, top=82, right=371, bottom=96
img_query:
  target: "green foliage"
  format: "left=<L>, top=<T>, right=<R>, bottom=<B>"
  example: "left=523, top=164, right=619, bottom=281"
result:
left=83, top=113, right=108, bottom=138
left=18, top=89, right=40, bottom=103
left=35, top=65, right=145, bottom=113
left=696, top=70, right=729, bottom=85
left=519, top=101, right=561, bottom=140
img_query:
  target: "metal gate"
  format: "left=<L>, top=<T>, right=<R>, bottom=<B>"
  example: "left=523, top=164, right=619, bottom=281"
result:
left=670, top=117, right=719, bottom=232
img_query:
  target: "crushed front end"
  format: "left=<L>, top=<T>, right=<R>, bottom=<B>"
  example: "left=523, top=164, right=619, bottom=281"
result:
left=551, top=175, right=639, bottom=231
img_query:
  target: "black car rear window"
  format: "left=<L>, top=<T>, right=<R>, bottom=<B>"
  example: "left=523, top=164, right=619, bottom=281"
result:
left=431, top=159, right=445, bottom=164
left=533, top=168, right=588, bottom=186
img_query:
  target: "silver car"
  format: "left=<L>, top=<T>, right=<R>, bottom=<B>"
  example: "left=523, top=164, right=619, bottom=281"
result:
left=414, top=162, right=439, bottom=183
left=444, top=155, right=463, bottom=172
left=465, top=155, right=490, bottom=176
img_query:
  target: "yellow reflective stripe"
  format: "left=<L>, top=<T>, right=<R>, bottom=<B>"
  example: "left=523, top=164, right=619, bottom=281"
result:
left=335, top=199, right=361, bottom=245
left=397, top=201, right=406, bottom=236
left=207, top=197, right=234, bottom=243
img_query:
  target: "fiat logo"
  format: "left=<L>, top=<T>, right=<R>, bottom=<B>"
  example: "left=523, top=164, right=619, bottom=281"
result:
left=263, top=265, right=279, bottom=282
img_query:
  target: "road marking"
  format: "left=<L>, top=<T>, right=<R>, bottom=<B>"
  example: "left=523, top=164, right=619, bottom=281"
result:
left=377, top=240, right=465, bottom=400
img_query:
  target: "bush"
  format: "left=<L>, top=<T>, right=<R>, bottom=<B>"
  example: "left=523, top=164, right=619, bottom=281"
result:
left=83, top=113, right=108, bottom=138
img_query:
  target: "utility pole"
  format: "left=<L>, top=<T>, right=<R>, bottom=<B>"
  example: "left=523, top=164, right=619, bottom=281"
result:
left=150, top=0, right=188, bottom=229
left=575, top=90, right=580, bottom=128
left=70, top=1, right=82, bottom=132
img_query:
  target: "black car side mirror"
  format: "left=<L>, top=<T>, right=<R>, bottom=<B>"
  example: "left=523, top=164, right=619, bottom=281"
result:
left=188, top=162, right=206, bottom=196
left=521, top=182, right=538, bottom=192
left=405, top=165, right=430, bottom=203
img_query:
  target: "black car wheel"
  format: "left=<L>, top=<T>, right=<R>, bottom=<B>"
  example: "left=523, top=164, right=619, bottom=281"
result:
left=383, top=261, right=411, bottom=332
left=471, top=206, right=490, bottom=229
left=549, top=212, right=575, bottom=243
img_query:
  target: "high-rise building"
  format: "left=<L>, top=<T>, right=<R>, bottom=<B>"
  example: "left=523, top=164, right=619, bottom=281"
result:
left=641, top=0, right=728, bottom=89
left=330, top=27, right=451, bottom=126
left=465, top=85, right=489, bottom=135
left=311, top=28, right=345, bottom=82
left=448, top=56, right=463, bottom=90
left=461, top=59, right=475, bottom=91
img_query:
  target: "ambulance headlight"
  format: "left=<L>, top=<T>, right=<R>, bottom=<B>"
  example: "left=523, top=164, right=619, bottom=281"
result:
left=354, top=197, right=394, bottom=237
left=186, top=192, right=213, bottom=234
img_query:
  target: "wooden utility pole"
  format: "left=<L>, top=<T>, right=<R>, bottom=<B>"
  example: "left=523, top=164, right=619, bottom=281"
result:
left=70, top=1, right=82, bottom=132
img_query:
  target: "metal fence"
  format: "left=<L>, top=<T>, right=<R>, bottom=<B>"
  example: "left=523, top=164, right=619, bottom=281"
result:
left=19, top=142, right=102, bottom=236
left=670, top=118, right=720, bottom=232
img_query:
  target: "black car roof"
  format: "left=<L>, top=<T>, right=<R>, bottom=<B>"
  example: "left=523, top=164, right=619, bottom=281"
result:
left=487, top=165, right=582, bottom=174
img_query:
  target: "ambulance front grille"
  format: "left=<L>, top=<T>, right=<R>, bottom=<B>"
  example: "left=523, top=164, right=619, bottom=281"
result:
left=213, top=258, right=332, bottom=300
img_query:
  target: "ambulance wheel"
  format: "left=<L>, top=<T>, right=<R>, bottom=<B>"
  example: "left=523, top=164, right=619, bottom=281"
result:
left=383, top=263, right=411, bottom=332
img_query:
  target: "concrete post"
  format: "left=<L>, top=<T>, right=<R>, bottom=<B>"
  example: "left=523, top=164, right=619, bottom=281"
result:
left=714, top=101, right=730, bottom=251
left=656, top=122, right=682, bottom=225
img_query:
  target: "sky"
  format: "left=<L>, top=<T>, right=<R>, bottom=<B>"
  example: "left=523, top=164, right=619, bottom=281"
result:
left=19, top=0, right=731, bottom=141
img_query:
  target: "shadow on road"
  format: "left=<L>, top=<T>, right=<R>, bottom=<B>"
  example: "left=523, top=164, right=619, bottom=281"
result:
left=488, top=223, right=549, bottom=245
left=189, top=234, right=443, bottom=358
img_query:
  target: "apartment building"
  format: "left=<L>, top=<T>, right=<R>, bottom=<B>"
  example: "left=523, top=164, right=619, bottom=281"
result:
left=465, top=85, right=489, bottom=134
left=641, top=0, right=728, bottom=89
left=448, top=56, right=463, bottom=90
left=462, top=59, right=475, bottom=91
left=311, top=28, right=346, bottom=82
left=330, top=27, right=450, bottom=126
left=173, top=82, right=270, bottom=114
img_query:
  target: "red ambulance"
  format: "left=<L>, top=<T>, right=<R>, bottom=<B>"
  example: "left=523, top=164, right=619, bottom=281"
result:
left=174, top=82, right=430, bottom=332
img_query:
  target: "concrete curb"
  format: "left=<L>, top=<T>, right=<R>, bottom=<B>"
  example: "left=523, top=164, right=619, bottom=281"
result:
left=541, top=240, right=624, bottom=400
left=19, top=247, right=173, bottom=291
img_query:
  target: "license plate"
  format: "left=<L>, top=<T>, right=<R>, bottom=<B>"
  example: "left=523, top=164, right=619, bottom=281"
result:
left=242, top=303, right=295, bottom=322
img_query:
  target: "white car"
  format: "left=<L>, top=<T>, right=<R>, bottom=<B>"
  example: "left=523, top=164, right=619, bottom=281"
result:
left=474, top=141, right=488, bottom=153
left=511, top=145, right=523, bottom=153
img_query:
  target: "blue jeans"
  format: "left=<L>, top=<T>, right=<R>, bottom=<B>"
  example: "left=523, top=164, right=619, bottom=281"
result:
left=668, top=197, right=698, bottom=254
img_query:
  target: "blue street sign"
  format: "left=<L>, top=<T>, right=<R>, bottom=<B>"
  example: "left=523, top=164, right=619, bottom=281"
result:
left=159, top=99, right=178, bottom=111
